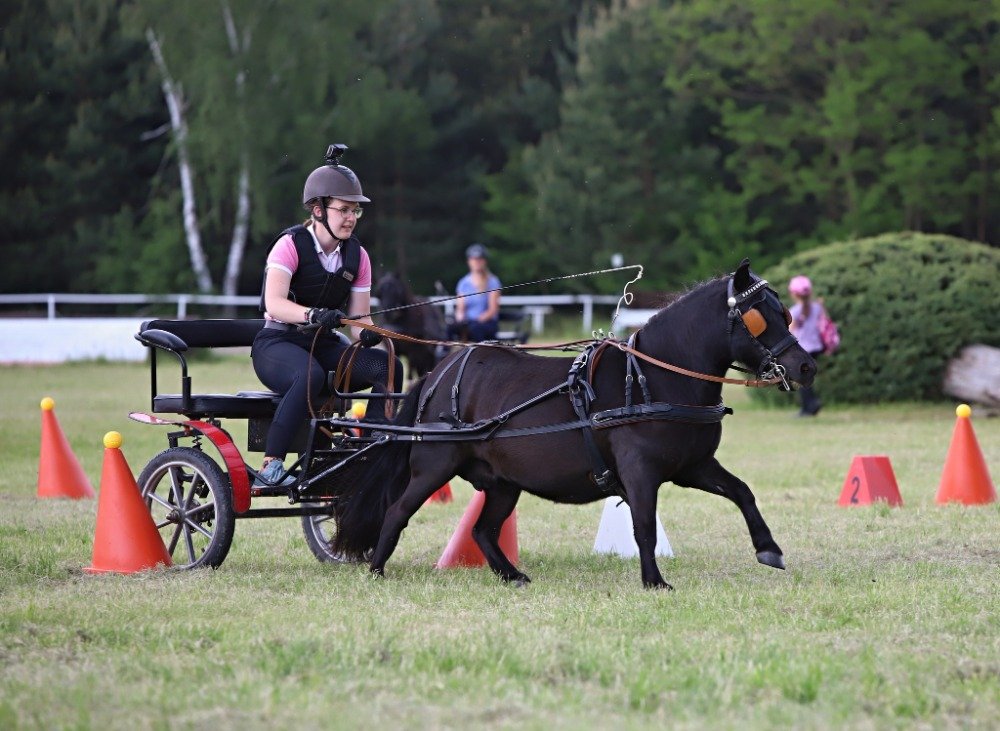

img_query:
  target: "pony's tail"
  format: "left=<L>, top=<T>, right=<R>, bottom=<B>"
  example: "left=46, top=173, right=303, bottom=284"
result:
left=331, top=377, right=426, bottom=560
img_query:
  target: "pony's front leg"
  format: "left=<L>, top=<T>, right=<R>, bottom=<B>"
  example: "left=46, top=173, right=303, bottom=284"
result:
left=471, top=486, right=531, bottom=586
left=673, top=458, right=785, bottom=570
left=618, top=469, right=672, bottom=590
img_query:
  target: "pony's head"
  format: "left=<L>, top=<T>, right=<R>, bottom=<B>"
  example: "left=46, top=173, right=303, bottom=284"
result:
left=373, top=272, right=409, bottom=324
left=726, top=259, right=816, bottom=390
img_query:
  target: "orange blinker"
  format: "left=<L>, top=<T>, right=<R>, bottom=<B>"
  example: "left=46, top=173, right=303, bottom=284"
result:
left=742, top=308, right=767, bottom=337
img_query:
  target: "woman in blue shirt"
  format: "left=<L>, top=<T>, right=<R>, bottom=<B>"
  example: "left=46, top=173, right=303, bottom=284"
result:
left=450, top=243, right=501, bottom=342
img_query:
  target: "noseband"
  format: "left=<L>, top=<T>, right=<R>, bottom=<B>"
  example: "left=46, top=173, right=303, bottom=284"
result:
left=726, top=275, right=797, bottom=389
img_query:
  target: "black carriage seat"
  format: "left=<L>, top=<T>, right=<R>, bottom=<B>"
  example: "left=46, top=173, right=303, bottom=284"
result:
left=495, top=308, right=531, bottom=345
left=135, top=319, right=349, bottom=420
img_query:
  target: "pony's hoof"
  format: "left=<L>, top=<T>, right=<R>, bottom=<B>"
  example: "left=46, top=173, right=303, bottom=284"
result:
left=506, top=574, right=531, bottom=587
left=757, top=550, right=785, bottom=570
left=370, top=566, right=386, bottom=578
left=644, top=580, right=674, bottom=591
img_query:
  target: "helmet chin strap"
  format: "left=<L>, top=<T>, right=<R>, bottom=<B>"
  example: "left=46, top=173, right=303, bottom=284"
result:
left=313, top=199, right=346, bottom=246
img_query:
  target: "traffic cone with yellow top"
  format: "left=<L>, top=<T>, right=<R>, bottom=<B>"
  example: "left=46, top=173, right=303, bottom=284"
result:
left=37, top=396, right=95, bottom=499
left=84, top=432, right=171, bottom=574
left=935, top=404, right=996, bottom=506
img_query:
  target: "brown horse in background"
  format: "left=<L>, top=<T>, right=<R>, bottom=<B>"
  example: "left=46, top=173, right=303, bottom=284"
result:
left=372, top=272, right=447, bottom=380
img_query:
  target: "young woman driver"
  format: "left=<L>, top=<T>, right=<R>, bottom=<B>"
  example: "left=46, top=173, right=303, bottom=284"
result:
left=251, top=145, right=401, bottom=486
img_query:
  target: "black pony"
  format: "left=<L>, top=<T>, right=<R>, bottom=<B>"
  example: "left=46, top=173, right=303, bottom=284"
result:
left=335, top=260, right=816, bottom=589
left=372, top=272, right=447, bottom=380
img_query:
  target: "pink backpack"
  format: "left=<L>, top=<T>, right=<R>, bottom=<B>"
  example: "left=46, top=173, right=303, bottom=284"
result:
left=818, top=307, right=840, bottom=354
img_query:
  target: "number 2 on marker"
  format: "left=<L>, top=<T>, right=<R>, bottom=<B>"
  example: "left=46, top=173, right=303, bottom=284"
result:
left=850, top=475, right=861, bottom=504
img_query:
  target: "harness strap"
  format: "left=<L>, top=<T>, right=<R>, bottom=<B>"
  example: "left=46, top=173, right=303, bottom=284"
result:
left=446, top=347, right=476, bottom=426
left=625, top=331, right=652, bottom=406
left=592, top=402, right=731, bottom=428
left=567, top=348, right=622, bottom=498
left=417, top=350, right=465, bottom=423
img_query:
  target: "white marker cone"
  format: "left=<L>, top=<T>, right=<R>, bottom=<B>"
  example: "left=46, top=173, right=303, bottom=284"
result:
left=593, top=496, right=673, bottom=558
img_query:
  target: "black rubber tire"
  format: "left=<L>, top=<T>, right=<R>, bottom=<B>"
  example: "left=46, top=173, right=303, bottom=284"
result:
left=300, top=502, right=353, bottom=564
left=136, top=447, right=236, bottom=569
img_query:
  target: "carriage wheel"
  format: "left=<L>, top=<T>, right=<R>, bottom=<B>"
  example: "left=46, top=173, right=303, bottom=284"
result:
left=136, top=447, right=235, bottom=570
left=301, top=502, right=355, bottom=564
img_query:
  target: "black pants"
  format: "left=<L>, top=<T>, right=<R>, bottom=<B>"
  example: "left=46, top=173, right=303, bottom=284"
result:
left=252, top=329, right=402, bottom=460
left=799, top=350, right=823, bottom=414
left=446, top=319, right=498, bottom=342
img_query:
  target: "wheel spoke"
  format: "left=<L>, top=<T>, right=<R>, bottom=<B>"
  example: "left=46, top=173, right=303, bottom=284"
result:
left=184, top=518, right=213, bottom=540
left=167, top=521, right=183, bottom=555
left=168, top=466, right=186, bottom=509
left=186, top=501, right=216, bottom=522
left=183, top=473, right=204, bottom=509
left=148, top=491, right=174, bottom=511
left=183, top=524, right=197, bottom=564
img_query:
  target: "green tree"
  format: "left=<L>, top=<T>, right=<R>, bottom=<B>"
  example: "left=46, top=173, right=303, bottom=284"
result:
left=659, top=0, right=999, bottom=258
left=363, top=0, right=604, bottom=291
left=0, top=0, right=166, bottom=293
left=486, top=0, right=729, bottom=293
left=124, top=0, right=380, bottom=295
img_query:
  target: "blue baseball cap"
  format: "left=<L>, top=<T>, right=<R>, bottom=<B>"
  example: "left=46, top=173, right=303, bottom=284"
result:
left=465, top=243, right=488, bottom=259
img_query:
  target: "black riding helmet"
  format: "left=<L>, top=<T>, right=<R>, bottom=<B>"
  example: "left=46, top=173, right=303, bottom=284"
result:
left=304, top=144, right=370, bottom=243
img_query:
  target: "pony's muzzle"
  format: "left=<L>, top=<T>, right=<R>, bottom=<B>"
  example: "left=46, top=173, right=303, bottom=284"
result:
left=793, top=356, right=818, bottom=388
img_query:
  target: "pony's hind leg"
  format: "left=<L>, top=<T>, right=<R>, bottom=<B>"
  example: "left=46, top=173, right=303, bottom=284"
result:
left=369, top=464, right=455, bottom=577
left=472, top=485, right=530, bottom=586
left=673, top=458, right=785, bottom=570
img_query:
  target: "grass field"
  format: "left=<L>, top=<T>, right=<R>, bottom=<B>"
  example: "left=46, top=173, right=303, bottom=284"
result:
left=1, top=357, right=998, bottom=730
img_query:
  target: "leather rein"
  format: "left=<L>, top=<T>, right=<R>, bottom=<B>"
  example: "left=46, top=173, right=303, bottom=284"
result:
left=331, top=319, right=785, bottom=388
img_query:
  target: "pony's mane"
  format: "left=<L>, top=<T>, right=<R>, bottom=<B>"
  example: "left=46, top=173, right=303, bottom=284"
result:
left=644, top=274, right=726, bottom=327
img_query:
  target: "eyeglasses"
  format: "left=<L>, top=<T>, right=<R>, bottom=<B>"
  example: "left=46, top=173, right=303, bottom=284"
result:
left=327, top=205, right=363, bottom=219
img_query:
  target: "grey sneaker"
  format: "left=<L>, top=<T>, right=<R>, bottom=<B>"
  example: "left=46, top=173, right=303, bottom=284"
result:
left=254, top=460, right=294, bottom=487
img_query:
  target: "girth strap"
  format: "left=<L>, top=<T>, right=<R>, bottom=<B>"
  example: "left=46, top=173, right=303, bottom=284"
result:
left=567, top=347, right=622, bottom=498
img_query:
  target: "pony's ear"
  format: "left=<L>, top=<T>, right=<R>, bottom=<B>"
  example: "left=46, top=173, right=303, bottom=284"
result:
left=733, top=258, right=754, bottom=292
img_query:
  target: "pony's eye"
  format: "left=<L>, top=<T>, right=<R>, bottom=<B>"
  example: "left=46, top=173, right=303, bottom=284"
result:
left=783, top=307, right=793, bottom=327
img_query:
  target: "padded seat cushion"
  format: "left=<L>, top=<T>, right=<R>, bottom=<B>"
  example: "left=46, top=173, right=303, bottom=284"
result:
left=153, top=391, right=280, bottom=419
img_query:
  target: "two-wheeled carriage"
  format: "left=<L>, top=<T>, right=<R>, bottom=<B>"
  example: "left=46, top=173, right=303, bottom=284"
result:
left=131, top=318, right=403, bottom=569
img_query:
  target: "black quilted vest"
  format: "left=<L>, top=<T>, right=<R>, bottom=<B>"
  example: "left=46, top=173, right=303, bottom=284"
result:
left=259, top=225, right=361, bottom=313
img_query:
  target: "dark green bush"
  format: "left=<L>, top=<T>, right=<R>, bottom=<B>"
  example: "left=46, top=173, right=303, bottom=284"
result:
left=752, top=232, right=1000, bottom=404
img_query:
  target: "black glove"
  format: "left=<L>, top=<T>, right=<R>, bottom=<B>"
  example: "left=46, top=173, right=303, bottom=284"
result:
left=359, top=329, right=383, bottom=348
left=309, top=308, right=346, bottom=330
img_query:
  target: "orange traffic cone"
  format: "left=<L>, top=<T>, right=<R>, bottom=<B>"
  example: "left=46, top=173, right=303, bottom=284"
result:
left=425, top=482, right=453, bottom=505
left=37, top=396, right=95, bottom=499
left=936, top=404, right=996, bottom=506
left=84, top=432, right=172, bottom=574
left=838, top=455, right=903, bottom=507
left=436, top=490, right=518, bottom=568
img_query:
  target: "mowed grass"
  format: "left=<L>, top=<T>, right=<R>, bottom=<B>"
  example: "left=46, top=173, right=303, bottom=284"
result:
left=1, top=358, right=998, bottom=730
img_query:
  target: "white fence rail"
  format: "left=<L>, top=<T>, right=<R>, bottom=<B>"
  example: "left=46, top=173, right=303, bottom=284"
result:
left=0, top=292, right=625, bottom=333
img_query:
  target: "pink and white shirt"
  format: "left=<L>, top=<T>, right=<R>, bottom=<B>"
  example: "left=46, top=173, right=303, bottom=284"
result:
left=264, top=226, right=372, bottom=321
